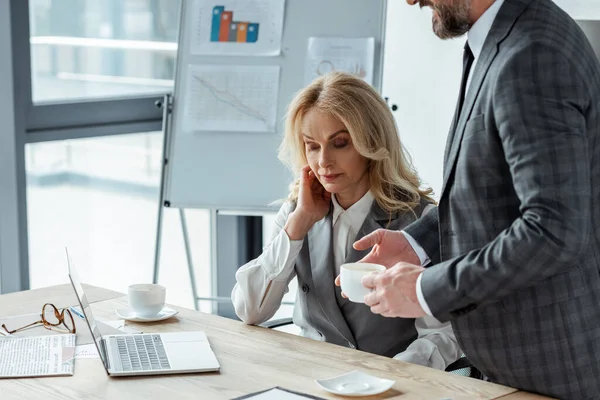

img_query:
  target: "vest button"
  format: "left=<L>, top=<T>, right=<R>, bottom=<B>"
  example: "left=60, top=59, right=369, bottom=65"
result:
left=302, top=284, right=309, bottom=293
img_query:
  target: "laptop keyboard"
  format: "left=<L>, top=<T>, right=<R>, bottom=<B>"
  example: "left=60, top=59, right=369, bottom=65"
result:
left=116, top=334, right=171, bottom=371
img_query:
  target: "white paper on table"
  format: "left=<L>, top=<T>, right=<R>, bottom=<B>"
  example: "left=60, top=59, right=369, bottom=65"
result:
left=97, top=318, right=142, bottom=334
left=74, top=343, right=100, bottom=359
left=0, top=334, right=76, bottom=377
left=189, top=0, right=285, bottom=56
left=182, top=64, right=280, bottom=133
left=100, top=319, right=125, bottom=331
left=121, top=325, right=143, bottom=334
left=305, top=37, right=375, bottom=86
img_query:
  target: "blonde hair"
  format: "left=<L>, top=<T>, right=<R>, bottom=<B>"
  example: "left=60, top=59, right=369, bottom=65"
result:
left=278, top=71, right=434, bottom=214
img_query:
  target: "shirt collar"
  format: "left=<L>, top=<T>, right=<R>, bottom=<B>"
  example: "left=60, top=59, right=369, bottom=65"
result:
left=467, top=0, right=504, bottom=60
left=332, top=191, right=374, bottom=230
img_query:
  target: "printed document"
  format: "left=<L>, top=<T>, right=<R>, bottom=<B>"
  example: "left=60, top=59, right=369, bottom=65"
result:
left=0, top=334, right=76, bottom=378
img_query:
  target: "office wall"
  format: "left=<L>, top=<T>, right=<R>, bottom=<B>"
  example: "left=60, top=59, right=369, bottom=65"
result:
left=578, top=21, right=600, bottom=60
left=382, top=2, right=463, bottom=199
left=383, top=6, right=600, bottom=200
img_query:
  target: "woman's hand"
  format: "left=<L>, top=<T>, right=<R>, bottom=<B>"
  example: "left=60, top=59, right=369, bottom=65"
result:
left=297, top=165, right=332, bottom=221
left=285, top=165, right=331, bottom=240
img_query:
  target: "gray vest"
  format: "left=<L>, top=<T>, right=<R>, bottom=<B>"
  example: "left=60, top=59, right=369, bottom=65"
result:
left=292, top=197, right=429, bottom=357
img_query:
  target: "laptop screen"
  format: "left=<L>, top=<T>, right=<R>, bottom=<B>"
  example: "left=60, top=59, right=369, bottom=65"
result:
left=66, top=248, right=109, bottom=372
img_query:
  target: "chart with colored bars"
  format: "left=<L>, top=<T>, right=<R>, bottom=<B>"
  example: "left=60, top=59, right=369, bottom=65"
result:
left=190, top=0, right=284, bottom=56
left=211, top=6, right=259, bottom=43
left=183, top=65, right=280, bottom=132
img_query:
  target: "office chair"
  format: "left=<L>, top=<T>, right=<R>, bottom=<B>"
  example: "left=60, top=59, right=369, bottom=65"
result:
left=261, top=318, right=484, bottom=379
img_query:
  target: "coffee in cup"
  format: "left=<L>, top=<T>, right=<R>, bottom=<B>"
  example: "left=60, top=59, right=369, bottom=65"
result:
left=128, top=284, right=166, bottom=317
left=340, top=263, right=386, bottom=303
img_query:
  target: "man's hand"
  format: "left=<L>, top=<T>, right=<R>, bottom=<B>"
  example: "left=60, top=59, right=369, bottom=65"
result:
left=362, top=262, right=426, bottom=318
left=353, top=229, right=421, bottom=267
left=335, top=230, right=422, bottom=297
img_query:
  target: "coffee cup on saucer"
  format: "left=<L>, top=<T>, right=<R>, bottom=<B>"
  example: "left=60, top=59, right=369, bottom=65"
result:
left=128, top=284, right=166, bottom=318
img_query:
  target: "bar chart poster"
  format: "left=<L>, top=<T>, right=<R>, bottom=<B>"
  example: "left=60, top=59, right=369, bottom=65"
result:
left=182, top=65, right=280, bottom=132
left=190, top=0, right=285, bottom=56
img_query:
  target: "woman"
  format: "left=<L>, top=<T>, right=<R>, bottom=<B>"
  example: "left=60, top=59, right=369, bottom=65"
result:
left=231, top=72, right=460, bottom=369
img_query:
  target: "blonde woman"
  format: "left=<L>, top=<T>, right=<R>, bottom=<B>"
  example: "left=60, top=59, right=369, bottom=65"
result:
left=231, top=72, right=460, bottom=369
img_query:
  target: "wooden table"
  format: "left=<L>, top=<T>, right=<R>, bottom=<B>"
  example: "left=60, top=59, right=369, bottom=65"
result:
left=0, top=285, right=552, bottom=400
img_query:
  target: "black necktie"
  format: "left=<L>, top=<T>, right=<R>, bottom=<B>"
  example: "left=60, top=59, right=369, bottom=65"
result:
left=457, top=42, right=475, bottom=118
left=445, top=41, right=475, bottom=164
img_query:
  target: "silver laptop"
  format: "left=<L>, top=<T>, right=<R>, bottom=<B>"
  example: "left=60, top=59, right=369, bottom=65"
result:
left=66, top=249, right=220, bottom=376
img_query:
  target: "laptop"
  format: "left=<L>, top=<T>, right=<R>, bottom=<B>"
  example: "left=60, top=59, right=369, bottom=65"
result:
left=66, top=249, right=220, bottom=376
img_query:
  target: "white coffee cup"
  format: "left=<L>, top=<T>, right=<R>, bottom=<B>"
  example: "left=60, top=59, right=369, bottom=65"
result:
left=128, top=284, right=166, bottom=317
left=340, top=263, right=386, bottom=303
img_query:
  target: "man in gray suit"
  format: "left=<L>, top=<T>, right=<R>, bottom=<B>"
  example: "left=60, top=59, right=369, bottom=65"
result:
left=352, top=0, right=600, bottom=398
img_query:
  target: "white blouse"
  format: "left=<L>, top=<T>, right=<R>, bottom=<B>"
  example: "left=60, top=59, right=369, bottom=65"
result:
left=231, top=193, right=461, bottom=370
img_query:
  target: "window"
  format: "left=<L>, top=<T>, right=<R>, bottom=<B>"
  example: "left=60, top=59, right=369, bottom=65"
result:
left=29, top=0, right=181, bottom=103
left=25, top=133, right=211, bottom=310
left=18, top=1, right=295, bottom=321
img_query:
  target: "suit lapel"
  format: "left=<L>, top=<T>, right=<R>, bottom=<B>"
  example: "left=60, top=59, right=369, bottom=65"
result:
left=443, top=99, right=462, bottom=168
left=441, top=0, right=531, bottom=197
left=308, top=211, right=355, bottom=344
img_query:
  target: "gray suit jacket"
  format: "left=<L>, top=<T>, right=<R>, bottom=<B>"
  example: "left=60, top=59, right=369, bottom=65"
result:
left=404, top=0, right=600, bottom=398
left=233, top=196, right=460, bottom=368
left=294, top=198, right=431, bottom=358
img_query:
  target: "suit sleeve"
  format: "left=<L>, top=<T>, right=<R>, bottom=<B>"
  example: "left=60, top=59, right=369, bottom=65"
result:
left=420, top=42, right=592, bottom=321
left=403, top=206, right=441, bottom=265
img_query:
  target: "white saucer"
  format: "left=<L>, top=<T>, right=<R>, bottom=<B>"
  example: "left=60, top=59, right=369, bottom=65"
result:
left=315, top=370, right=395, bottom=397
left=115, top=306, right=179, bottom=322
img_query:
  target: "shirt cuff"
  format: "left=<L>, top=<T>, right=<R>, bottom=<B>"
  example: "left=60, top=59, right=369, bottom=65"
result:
left=416, top=273, right=434, bottom=317
left=261, top=229, right=303, bottom=281
left=401, top=231, right=430, bottom=266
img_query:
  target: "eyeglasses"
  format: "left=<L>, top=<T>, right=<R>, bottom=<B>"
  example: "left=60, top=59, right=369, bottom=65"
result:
left=2, top=303, right=77, bottom=334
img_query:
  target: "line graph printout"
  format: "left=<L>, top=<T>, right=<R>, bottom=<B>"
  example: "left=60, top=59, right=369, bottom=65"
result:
left=190, top=0, right=285, bottom=56
left=182, top=65, right=280, bottom=132
left=305, top=37, right=375, bottom=86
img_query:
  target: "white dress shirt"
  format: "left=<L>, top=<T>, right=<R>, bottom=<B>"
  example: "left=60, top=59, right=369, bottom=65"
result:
left=331, top=191, right=374, bottom=275
left=410, top=0, right=505, bottom=316
left=232, top=192, right=461, bottom=370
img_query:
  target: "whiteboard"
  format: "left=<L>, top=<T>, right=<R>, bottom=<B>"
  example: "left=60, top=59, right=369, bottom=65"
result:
left=164, top=0, right=387, bottom=210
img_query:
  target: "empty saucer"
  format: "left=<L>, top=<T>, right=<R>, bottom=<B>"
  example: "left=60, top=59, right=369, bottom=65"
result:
left=315, top=370, right=395, bottom=397
left=115, top=306, right=179, bottom=322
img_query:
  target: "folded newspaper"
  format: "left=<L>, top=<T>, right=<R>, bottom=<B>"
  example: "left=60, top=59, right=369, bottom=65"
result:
left=0, top=334, right=76, bottom=378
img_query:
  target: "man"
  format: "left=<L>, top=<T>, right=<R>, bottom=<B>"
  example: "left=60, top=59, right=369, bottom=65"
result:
left=340, top=0, right=600, bottom=398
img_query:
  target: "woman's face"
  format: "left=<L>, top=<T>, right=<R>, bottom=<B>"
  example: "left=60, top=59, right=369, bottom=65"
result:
left=301, top=109, right=370, bottom=204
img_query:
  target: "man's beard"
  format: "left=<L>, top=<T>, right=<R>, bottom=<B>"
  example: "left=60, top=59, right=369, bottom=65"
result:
left=420, top=0, right=472, bottom=39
